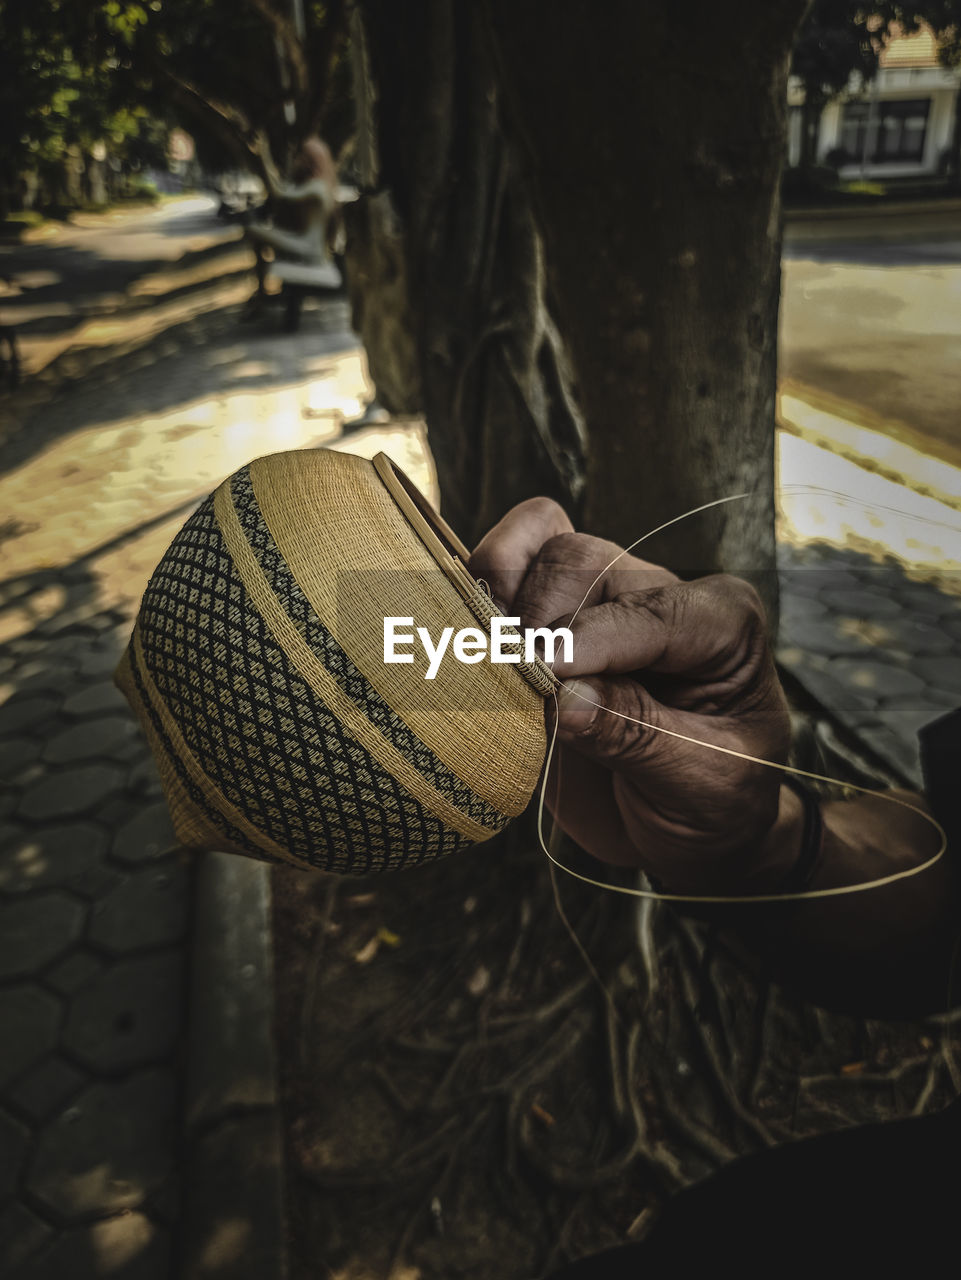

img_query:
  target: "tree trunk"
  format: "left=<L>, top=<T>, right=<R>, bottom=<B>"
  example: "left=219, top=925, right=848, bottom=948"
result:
left=484, top=0, right=807, bottom=612
left=354, top=0, right=586, bottom=546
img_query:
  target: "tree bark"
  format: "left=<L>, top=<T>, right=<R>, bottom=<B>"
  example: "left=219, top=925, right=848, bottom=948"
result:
left=354, top=0, right=586, bottom=546
left=484, top=0, right=808, bottom=609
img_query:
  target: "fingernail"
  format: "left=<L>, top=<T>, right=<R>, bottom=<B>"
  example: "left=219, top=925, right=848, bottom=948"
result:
left=556, top=680, right=599, bottom=734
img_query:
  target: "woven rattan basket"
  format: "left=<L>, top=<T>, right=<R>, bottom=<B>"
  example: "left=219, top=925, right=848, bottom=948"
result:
left=115, top=449, right=552, bottom=874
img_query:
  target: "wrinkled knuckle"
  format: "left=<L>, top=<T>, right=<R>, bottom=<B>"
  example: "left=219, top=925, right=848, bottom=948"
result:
left=591, top=705, right=643, bottom=761
left=534, top=531, right=593, bottom=570
left=606, top=719, right=640, bottom=761
left=523, top=496, right=569, bottom=525
left=711, top=574, right=766, bottom=625
left=619, top=584, right=669, bottom=617
left=610, top=595, right=655, bottom=639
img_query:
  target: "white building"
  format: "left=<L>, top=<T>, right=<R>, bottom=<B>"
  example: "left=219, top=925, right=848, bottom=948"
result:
left=788, top=25, right=961, bottom=180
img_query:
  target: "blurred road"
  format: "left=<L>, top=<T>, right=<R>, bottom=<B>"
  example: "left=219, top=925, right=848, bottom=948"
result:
left=781, top=208, right=961, bottom=470
left=0, top=197, right=243, bottom=377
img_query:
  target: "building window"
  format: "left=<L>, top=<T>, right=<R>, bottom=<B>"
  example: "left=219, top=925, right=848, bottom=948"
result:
left=875, top=98, right=930, bottom=162
left=838, top=97, right=931, bottom=164
left=839, top=102, right=870, bottom=162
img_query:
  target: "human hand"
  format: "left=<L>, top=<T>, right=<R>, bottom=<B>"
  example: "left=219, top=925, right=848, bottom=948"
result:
left=471, top=499, right=800, bottom=894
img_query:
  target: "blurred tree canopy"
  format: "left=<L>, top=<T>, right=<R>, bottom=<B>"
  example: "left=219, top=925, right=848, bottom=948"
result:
left=792, top=1, right=961, bottom=172
left=0, top=0, right=160, bottom=213
left=0, top=0, right=350, bottom=216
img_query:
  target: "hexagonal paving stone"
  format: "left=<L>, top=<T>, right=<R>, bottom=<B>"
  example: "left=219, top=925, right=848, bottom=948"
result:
left=818, top=586, right=902, bottom=619
left=123, top=759, right=164, bottom=805
left=779, top=569, right=828, bottom=599
left=14, top=665, right=88, bottom=701
left=0, top=894, right=85, bottom=979
left=76, top=643, right=125, bottom=681
left=779, top=593, right=828, bottom=622
left=0, top=695, right=60, bottom=735
left=0, top=735, right=43, bottom=780
left=892, top=582, right=954, bottom=617
left=0, top=823, right=113, bottom=896
left=62, top=952, right=183, bottom=1072
left=44, top=716, right=139, bottom=765
left=39, top=604, right=109, bottom=640
left=112, top=803, right=177, bottom=866
left=0, top=820, right=25, bottom=852
left=865, top=616, right=954, bottom=658
left=44, top=948, right=106, bottom=996
left=778, top=614, right=875, bottom=658
left=62, top=680, right=128, bottom=718
left=0, top=1108, right=30, bottom=1197
left=801, top=567, right=865, bottom=592
left=88, top=861, right=188, bottom=954
left=915, top=656, right=961, bottom=696
left=26, top=1069, right=176, bottom=1219
left=0, top=985, right=61, bottom=1089
left=8, top=1054, right=87, bottom=1123
left=777, top=648, right=878, bottom=730
left=0, top=1200, right=53, bottom=1273
left=18, top=764, right=125, bottom=822
left=23, top=1211, right=169, bottom=1280
left=828, top=659, right=925, bottom=701
left=14, top=762, right=46, bottom=792
left=31, top=636, right=82, bottom=670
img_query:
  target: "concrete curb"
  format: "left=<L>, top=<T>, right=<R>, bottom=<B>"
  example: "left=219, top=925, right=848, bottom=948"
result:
left=183, top=852, right=288, bottom=1280
left=784, top=195, right=961, bottom=222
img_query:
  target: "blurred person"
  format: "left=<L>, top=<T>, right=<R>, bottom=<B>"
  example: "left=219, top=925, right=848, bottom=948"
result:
left=469, top=498, right=961, bottom=1272
left=243, top=135, right=340, bottom=316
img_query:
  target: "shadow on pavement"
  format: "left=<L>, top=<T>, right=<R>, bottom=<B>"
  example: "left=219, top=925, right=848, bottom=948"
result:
left=778, top=541, right=961, bottom=786
left=0, top=236, right=246, bottom=345
left=0, top=549, right=186, bottom=1276
left=0, top=296, right=358, bottom=478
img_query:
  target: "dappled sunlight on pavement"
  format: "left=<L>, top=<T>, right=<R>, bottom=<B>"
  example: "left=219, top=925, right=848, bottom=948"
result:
left=777, top=425, right=961, bottom=784
left=779, top=387, right=961, bottom=513
left=777, top=431, right=961, bottom=586
left=0, top=327, right=427, bottom=622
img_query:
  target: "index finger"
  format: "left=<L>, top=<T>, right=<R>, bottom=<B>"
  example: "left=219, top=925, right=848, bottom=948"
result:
left=550, top=575, right=768, bottom=682
left=469, top=498, right=574, bottom=610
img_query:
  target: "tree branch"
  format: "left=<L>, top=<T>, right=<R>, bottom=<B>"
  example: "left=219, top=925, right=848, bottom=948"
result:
left=304, top=0, right=349, bottom=137
left=148, top=58, right=268, bottom=181
left=242, top=0, right=311, bottom=104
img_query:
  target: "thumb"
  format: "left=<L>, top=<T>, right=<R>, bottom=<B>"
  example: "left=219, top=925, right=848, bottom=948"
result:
left=554, top=677, right=661, bottom=766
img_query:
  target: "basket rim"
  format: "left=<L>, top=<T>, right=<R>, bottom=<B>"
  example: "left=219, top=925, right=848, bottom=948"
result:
left=371, top=453, right=557, bottom=699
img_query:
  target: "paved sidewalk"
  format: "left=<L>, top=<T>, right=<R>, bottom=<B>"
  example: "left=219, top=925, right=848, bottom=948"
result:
left=0, top=598, right=184, bottom=1276
left=0, top=296, right=372, bottom=1276
left=776, top=428, right=961, bottom=787
left=779, top=542, right=961, bottom=786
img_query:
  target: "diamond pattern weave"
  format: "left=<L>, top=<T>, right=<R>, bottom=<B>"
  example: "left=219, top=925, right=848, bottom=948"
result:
left=137, top=495, right=475, bottom=872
